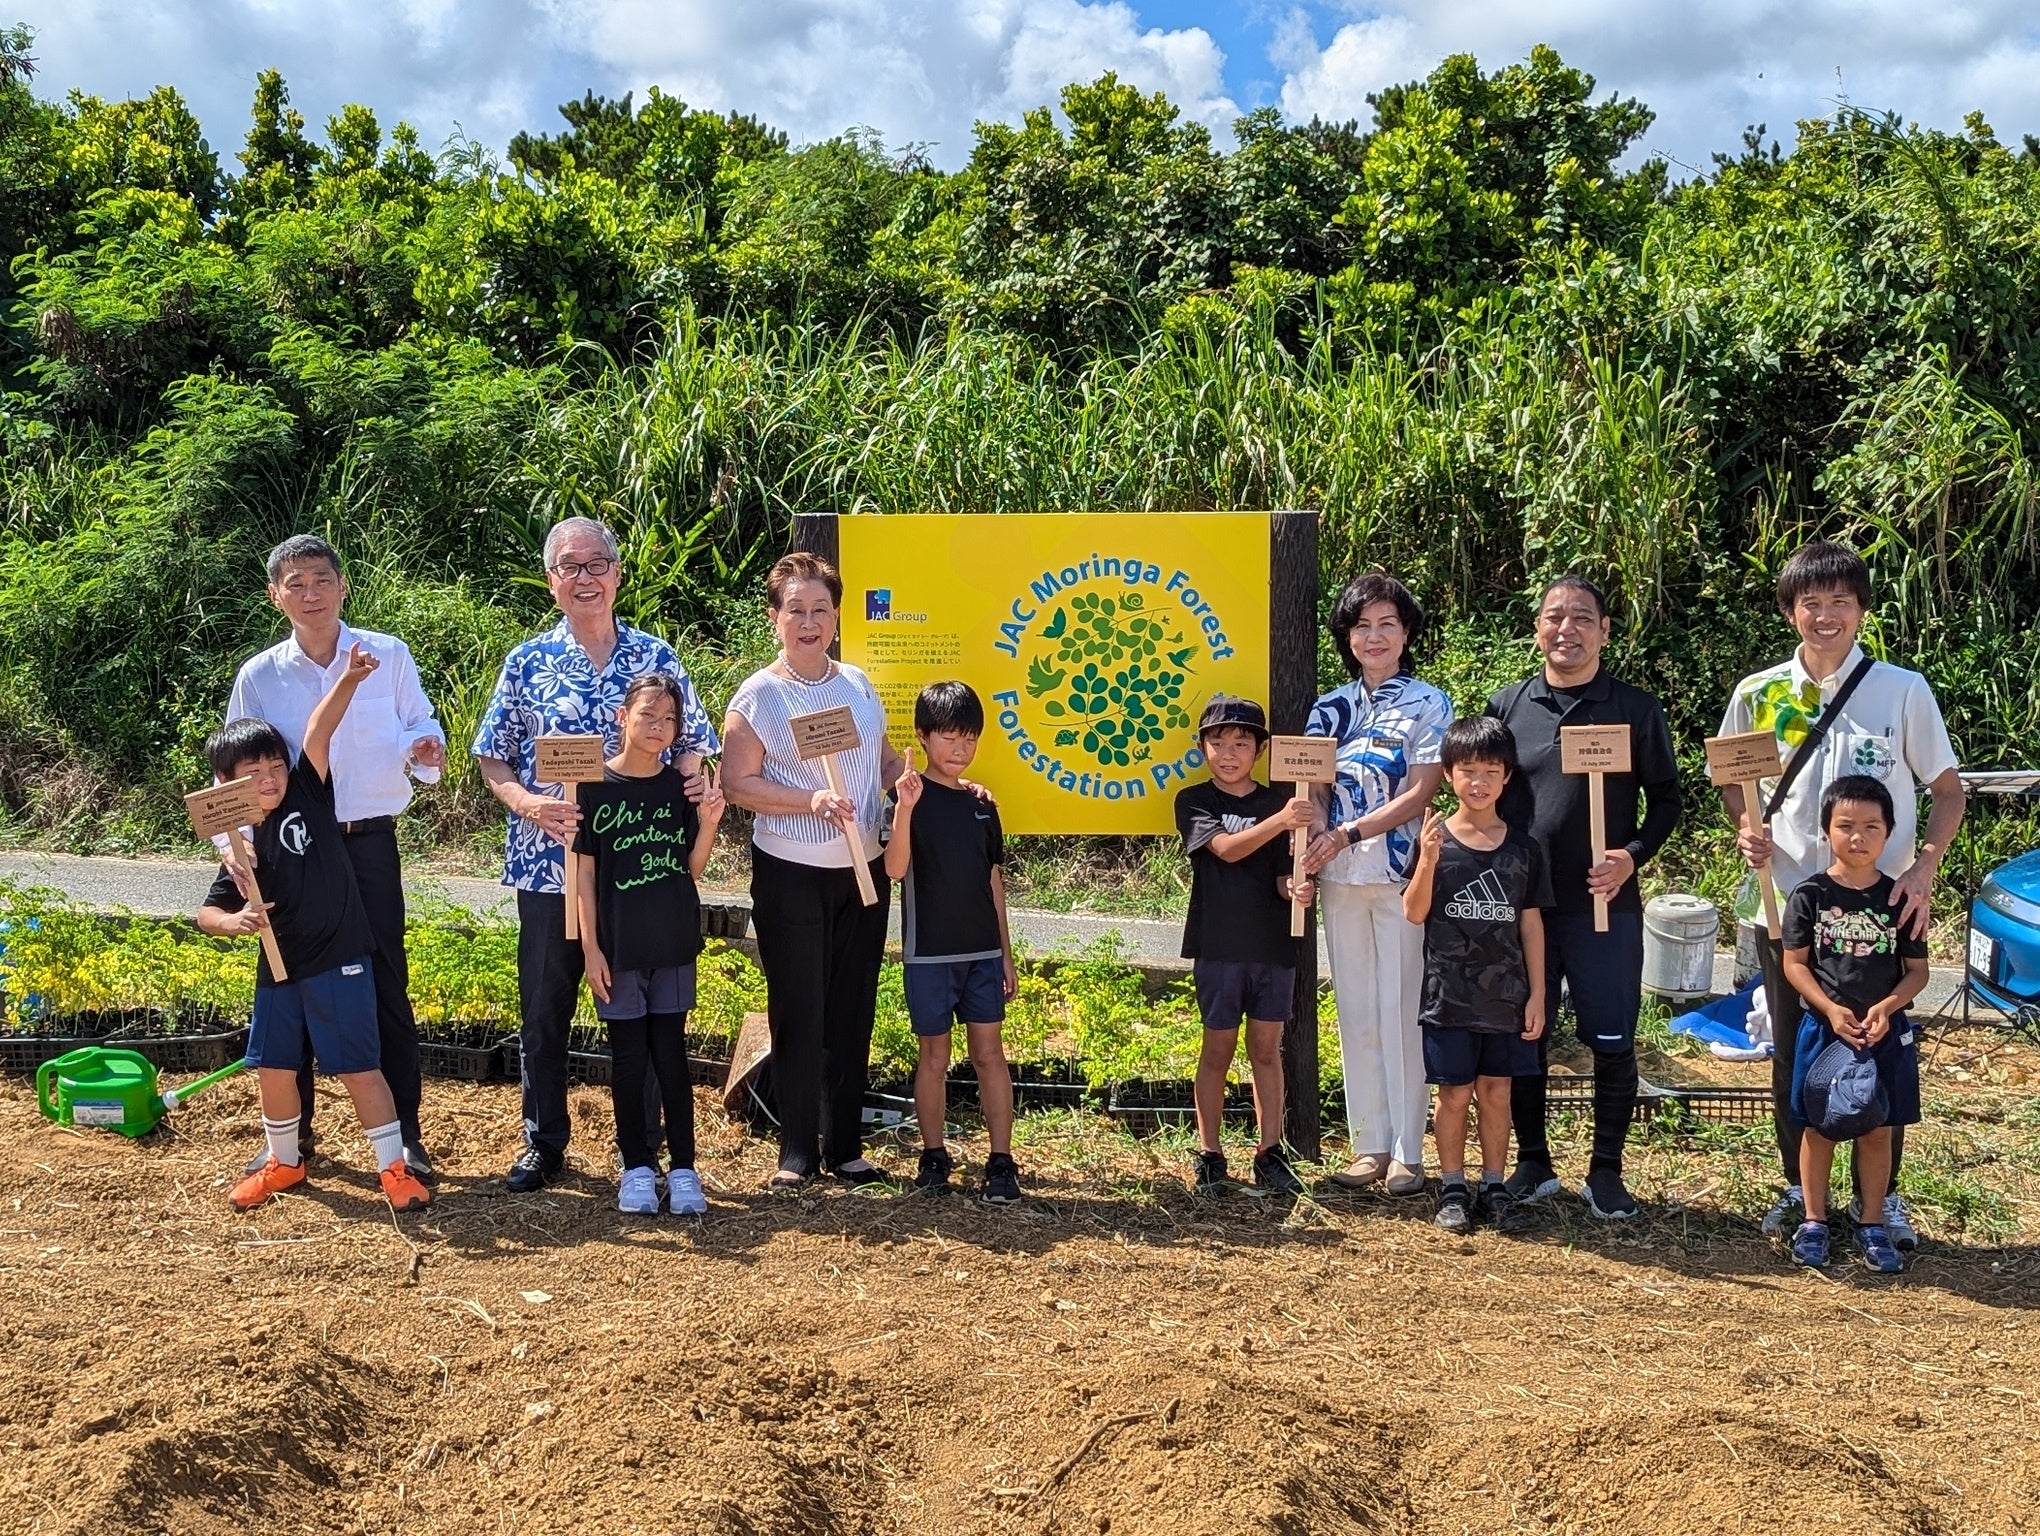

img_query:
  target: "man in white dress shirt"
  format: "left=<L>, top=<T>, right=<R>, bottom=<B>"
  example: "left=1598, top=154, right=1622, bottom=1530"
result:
left=225, top=534, right=446, bottom=1178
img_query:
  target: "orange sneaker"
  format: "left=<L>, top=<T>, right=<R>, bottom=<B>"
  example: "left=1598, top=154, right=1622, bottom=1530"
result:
left=229, top=1155, right=308, bottom=1211
left=380, top=1160, right=432, bottom=1212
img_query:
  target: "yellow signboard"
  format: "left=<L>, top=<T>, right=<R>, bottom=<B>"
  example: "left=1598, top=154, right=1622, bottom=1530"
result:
left=840, top=513, right=1272, bottom=833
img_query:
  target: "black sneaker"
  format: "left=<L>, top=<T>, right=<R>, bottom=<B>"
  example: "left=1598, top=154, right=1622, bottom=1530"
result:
left=506, top=1146, right=562, bottom=1193
left=1582, top=1167, right=1641, bottom=1221
left=981, top=1153, right=1022, bottom=1205
left=1252, top=1145, right=1306, bottom=1196
left=1502, top=1159, right=1563, bottom=1204
left=1480, top=1182, right=1532, bottom=1234
left=830, top=1160, right=898, bottom=1190
left=403, top=1143, right=438, bottom=1188
left=1435, top=1181, right=1473, bottom=1232
left=915, top=1146, right=954, bottom=1193
left=1193, top=1150, right=1229, bottom=1194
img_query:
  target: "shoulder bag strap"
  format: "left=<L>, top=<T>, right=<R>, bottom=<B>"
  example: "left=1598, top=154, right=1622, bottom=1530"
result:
left=1763, top=654, right=1877, bottom=822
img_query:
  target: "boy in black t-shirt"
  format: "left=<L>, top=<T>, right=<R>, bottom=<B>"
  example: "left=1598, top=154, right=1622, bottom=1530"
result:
left=1781, top=775, right=1928, bottom=1273
left=884, top=682, right=1021, bottom=1203
left=1174, top=695, right=1315, bottom=1196
left=1402, top=717, right=1548, bottom=1232
left=575, top=673, right=726, bottom=1217
left=197, top=643, right=431, bottom=1214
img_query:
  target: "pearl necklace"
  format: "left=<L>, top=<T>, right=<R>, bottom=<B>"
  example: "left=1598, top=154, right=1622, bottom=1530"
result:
left=777, top=653, right=837, bottom=687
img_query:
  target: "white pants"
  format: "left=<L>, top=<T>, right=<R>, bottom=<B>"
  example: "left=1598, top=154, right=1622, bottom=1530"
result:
left=1323, top=879, right=1427, bottom=1167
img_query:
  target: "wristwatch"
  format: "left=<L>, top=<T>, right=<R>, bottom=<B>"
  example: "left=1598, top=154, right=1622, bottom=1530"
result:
left=1344, top=820, right=1363, bottom=846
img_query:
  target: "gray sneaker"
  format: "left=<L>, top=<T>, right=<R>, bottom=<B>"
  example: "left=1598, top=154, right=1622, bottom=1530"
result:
left=1760, top=1185, right=1805, bottom=1238
left=1850, top=1193, right=1918, bottom=1251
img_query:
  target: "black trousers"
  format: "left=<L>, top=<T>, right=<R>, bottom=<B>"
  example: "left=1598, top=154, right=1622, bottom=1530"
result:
left=1758, top=929, right=1904, bottom=1195
left=749, top=845, right=890, bottom=1175
left=612, top=1013, right=695, bottom=1171
left=1512, top=911, right=1643, bottom=1176
left=296, top=824, right=422, bottom=1145
left=515, top=889, right=664, bottom=1159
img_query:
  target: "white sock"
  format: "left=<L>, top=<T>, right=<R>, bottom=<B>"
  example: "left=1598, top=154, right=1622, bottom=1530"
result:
left=263, top=1116, right=303, bottom=1168
left=364, top=1120, right=405, bottom=1172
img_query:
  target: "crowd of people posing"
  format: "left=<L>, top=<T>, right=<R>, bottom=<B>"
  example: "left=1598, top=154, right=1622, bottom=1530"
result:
left=197, top=519, right=1964, bottom=1272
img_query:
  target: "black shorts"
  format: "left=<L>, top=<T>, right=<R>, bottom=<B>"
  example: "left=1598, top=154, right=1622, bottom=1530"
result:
left=1423, top=1025, right=1540, bottom=1087
left=904, top=957, right=1006, bottom=1035
left=1194, top=960, right=1295, bottom=1031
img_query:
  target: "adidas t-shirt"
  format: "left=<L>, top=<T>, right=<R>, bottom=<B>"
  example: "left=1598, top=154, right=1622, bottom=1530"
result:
left=1418, top=827, right=1552, bottom=1034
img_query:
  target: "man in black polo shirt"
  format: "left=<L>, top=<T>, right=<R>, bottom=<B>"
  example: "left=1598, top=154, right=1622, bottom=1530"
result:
left=1485, top=576, right=1682, bottom=1219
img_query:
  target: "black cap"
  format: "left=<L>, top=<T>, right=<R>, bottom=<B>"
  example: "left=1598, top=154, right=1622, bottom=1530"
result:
left=1197, top=695, right=1269, bottom=741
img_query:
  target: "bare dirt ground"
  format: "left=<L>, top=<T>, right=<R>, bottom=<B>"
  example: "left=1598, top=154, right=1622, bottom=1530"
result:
left=2, top=1029, right=2036, bottom=1536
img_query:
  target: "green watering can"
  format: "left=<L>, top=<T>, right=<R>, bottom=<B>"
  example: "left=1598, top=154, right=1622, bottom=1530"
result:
left=36, top=1046, right=247, bottom=1138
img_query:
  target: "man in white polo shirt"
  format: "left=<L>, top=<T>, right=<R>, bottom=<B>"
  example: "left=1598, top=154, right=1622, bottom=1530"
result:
left=1719, top=540, right=1964, bottom=1251
left=225, top=534, right=445, bottom=1179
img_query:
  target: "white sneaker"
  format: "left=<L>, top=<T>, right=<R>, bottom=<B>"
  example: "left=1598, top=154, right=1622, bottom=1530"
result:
left=617, top=1166, right=659, bottom=1215
left=1759, top=1185, right=1804, bottom=1237
left=666, top=1167, right=707, bottom=1217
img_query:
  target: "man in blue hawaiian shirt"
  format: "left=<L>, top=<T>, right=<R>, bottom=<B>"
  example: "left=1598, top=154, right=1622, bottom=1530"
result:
left=472, top=517, right=718, bottom=1192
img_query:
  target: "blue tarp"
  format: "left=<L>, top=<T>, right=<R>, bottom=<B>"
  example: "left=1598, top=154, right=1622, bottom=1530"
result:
left=1668, top=982, right=1761, bottom=1051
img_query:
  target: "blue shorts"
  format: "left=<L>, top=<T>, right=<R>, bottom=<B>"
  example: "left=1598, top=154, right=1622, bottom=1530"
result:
left=1424, top=1026, right=1541, bottom=1087
left=248, top=956, right=380, bottom=1075
left=905, top=957, right=1006, bottom=1036
left=595, top=964, right=697, bottom=1022
left=1789, top=1011, right=1921, bottom=1131
left=1194, top=960, right=1295, bottom=1031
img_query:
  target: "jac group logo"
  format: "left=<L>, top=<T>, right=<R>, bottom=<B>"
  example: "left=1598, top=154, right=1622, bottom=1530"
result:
left=865, top=589, right=891, bottom=621
left=990, top=553, right=1240, bottom=805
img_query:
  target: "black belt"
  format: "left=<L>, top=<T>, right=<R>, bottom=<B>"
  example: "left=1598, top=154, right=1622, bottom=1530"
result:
left=338, top=816, right=397, bottom=836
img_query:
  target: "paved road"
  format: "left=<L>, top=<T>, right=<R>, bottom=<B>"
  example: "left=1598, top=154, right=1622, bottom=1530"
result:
left=0, top=848, right=1985, bottom=1016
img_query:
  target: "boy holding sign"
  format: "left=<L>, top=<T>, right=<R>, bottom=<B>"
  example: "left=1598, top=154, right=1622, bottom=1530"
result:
left=1175, top=696, right=1315, bottom=1196
left=196, top=644, right=431, bottom=1214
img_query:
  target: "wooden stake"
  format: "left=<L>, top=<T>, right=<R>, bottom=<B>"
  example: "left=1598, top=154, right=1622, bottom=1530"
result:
left=534, top=735, right=608, bottom=941
left=789, top=704, right=878, bottom=908
left=1267, top=735, right=1337, bottom=940
left=1559, top=725, right=1633, bottom=936
left=823, top=751, right=879, bottom=907
left=1705, top=731, right=1788, bottom=943
left=1289, top=780, right=1311, bottom=938
left=1587, top=770, right=1610, bottom=933
left=224, top=826, right=288, bottom=981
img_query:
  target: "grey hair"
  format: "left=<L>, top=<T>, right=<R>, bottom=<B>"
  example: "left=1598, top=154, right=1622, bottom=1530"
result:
left=543, top=516, right=620, bottom=569
left=266, top=533, right=342, bottom=584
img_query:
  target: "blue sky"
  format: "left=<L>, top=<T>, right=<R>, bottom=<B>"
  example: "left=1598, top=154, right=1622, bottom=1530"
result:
left=12, top=1, right=2040, bottom=175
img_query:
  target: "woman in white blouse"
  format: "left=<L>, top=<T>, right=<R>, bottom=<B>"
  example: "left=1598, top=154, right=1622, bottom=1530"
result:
left=723, top=551, right=905, bottom=1190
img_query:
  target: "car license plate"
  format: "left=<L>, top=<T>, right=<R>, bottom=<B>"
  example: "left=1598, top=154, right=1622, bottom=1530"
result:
left=1969, top=927, right=1998, bottom=980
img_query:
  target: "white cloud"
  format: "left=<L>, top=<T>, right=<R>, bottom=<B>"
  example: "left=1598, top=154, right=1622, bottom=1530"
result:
left=9, top=0, right=1234, bottom=172
left=1276, top=1, right=2040, bottom=171
left=557, top=0, right=1238, bottom=160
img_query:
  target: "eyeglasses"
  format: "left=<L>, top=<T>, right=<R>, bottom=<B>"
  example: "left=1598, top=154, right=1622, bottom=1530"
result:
left=549, top=558, right=616, bottom=579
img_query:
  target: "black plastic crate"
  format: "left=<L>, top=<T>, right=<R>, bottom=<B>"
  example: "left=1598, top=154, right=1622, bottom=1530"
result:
left=0, top=1034, right=100, bottom=1074
left=130, top=1029, right=249, bottom=1074
left=1546, top=1084, right=1771, bottom=1129
left=419, top=1039, right=503, bottom=1082
left=689, top=1053, right=731, bottom=1088
left=1106, top=1080, right=1255, bottom=1138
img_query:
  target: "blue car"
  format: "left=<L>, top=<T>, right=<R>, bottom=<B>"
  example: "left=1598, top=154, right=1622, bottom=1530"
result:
left=1968, top=848, right=2040, bottom=1026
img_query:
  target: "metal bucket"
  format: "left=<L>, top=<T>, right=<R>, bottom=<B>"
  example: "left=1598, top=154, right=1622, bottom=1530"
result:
left=1643, top=893, right=1720, bottom=1001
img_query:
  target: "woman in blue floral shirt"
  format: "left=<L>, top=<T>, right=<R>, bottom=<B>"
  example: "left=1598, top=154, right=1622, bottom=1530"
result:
left=472, top=517, right=717, bottom=1194
left=1300, top=572, right=1453, bottom=1195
